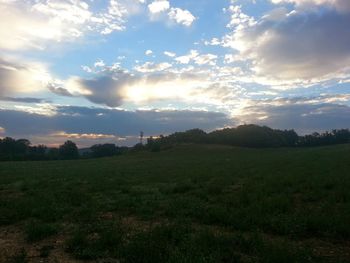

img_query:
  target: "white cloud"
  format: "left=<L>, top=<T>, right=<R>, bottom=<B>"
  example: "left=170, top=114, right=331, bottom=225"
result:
left=32, top=0, right=91, bottom=25
left=0, top=57, right=52, bottom=96
left=226, top=5, right=256, bottom=29
left=96, top=0, right=128, bottom=34
left=194, top=54, right=218, bottom=66
left=90, top=0, right=146, bottom=34
left=168, top=7, right=196, bottom=26
left=224, top=54, right=244, bottom=64
left=134, top=62, right=172, bottom=73
left=145, top=49, right=153, bottom=56
left=0, top=1, right=88, bottom=50
left=52, top=131, right=116, bottom=140
left=173, top=51, right=217, bottom=67
left=0, top=0, right=145, bottom=50
left=147, top=1, right=195, bottom=27
left=164, top=51, right=176, bottom=57
left=148, top=0, right=170, bottom=14
left=94, top=60, right=106, bottom=68
left=204, top=38, right=221, bottom=46
left=221, top=2, right=350, bottom=86
left=54, top=59, right=246, bottom=108
left=82, top=65, right=93, bottom=73
left=175, top=50, right=199, bottom=64
left=63, top=70, right=211, bottom=106
left=175, top=56, right=191, bottom=64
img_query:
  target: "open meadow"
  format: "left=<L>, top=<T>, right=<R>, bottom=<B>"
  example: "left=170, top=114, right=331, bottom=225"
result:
left=1, top=144, right=350, bottom=262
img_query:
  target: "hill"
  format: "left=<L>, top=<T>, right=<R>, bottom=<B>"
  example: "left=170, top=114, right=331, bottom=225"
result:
left=1, top=144, right=350, bottom=262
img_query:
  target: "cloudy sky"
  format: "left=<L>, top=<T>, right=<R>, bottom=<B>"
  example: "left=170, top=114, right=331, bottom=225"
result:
left=1, top=0, right=350, bottom=146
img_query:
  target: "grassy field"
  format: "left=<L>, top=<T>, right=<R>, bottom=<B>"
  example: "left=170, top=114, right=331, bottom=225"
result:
left=0, top=144, right=350, bottom=262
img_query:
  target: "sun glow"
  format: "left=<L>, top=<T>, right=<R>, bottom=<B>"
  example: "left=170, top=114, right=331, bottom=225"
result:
left=123, top=78, right=207, bottom=103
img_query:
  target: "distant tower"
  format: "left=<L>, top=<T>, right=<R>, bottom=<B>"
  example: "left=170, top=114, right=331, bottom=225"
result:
left=140, top=131, right=144, bottom=145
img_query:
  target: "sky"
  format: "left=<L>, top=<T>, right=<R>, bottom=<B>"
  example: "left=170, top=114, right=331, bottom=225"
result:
left=1, top=0, right=350, bottom=147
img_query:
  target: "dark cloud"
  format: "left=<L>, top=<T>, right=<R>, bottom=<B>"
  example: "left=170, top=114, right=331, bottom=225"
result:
left=0, top=96, right=49, bottom=103
left=47, top=83, right=73, bottom=97
left=230, top=8, right=350, bottom=81
left=272, top=0, right=350, bottom=13
left=242, top=103, right=350, bottom=134
left=2, top=101, right=350, bottom=145
left=0, top=106, right=232, bottom=145
left=80, top=75, right=130, bottom=107
left=64, top=71, right=202, bottom=107
left=64, top=70, right=139, bottom=107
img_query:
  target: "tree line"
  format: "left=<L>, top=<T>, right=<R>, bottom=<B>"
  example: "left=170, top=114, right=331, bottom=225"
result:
left=0, top=138, right=127, bottom=161
left=1, top=125, right=350, bottom=161
left=146, top=125, right=350, bottom=151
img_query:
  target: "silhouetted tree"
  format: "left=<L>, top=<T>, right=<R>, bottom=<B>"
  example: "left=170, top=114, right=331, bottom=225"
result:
left=28, top=144, right=47, bottom=160
left=59, top=140, right=79, bottom=159
left=90, top=143, right=119, bottom=158
left=147, top=136, right=161, bottom=152
left=16, top=139, right=30, bottom=155
left=47, top=148, right=59, bottom=160
left=298, top=129, right=350, bottom=146
left=0, top=137, right=31, bottom=160
left=0, top=137, right=17, bottom=155
left=140, top=131, right=144, bottom=145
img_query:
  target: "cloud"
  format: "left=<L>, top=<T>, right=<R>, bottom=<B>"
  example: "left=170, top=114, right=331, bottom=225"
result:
left=51, top=131, right=116, bottom=140
left=94, top=60, right=105, bottom=68
left=2, top=100, right=350, bottom=146
left=71, top=75, right=127, bottom=107
left=173, top=51, right=217, bottom=66
left=145, top=49, right=153, bottom=56
left=164, top=51, right=176, bottom=57
left=194, top=54, right=217, bottom=66
left=147, top=1, right=195, bottom=26
left=225, top=5, right=256, bottom=29
left=57, top=60, right=233, bottom=107
left=175, top=50, right=199, bottom=64
left=204, top=38, right=221, bottom=46
left=0, top=106, right=231, bottom=146
left=222, top=3, right=350, bottom=85
left=65, top=69, right=211, bottom=107
left=0, top=57, right=51, bottom=96
left=271, top=0, right=350, bottom=12
left=0, top=0, right=90, bottom=50
left=0, top=0, right=196, bottom=51
left=148, top=0, right=170, bottom=14
left=12, top=104, right=57, bottom=116
left=90, top=0, right=163, bottom=35
left=238, top=102, right=350, bottom=134
left=134, top=62, right=172, bottom=73
left=168, top=7, right=196, bottom=26
left=0, top=0, right=144, bottom=50
left=0, top=96, right=48, bottom=103
left=47, top=83, right=74, bottom=97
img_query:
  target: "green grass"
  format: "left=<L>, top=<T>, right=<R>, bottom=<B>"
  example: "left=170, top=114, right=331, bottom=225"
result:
left=24, top=220, right=58, bottom=242
left=1, top=144, right=350, bottom=262
left=7, top=249, right=28, bottom=263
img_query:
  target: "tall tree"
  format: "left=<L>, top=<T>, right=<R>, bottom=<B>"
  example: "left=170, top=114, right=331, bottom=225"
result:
left=59, top=140, right=79, bottom=159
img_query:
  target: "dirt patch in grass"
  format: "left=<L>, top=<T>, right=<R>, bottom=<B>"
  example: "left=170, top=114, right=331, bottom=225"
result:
left=0, top=189, right=24, bottom=199
left=301, top=238, right=350, bottom=262
left=0, top=224, right=86, bottom=263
